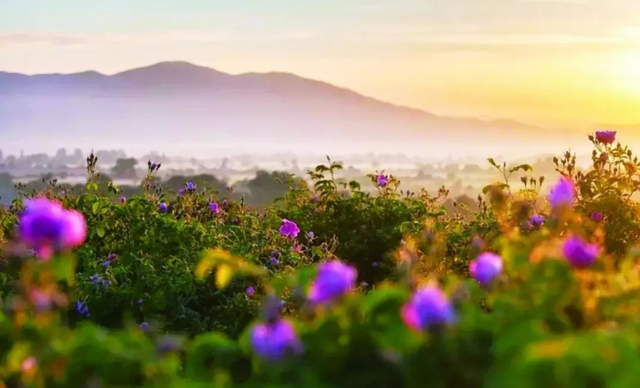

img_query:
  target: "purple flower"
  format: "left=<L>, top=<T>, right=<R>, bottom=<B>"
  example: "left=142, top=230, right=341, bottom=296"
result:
left=250, top=319, right=302, bottom=361
left=401, top=284, right=455, bottom=331
left=548, top=176, right=575, bottom=209
left=108, top=253, right=117, bottom=261
left=376, top=174, right=388, bottom=187
left=90, top=275, right=101, bottom=284
left=529, top=214, right=545, bottom=227
left=178, top=188, right=186, bottom=196
left=469, top=252, right=503, bottom=285
left=139, top=322, right=150, bottom=333
left=246, top=286, right=255, bottom=296
left=210, top=202, right=220, bottom=214
left=120, top=196, right=127, bottom=203
left=562, top=236, right=599, bottom=269
left=372, top=261, right=379, bottom=268
left=222, top=199, right=228, bottom=206
left=18, top=198, right=86, bottom=260
left=103, top=260, right=111, bottom=268
left=232, top=217, right=240, bottom=225
left=591, top=212, right=603, bottom=222
left=186, top=181, right=196, bottom=192
left=312, top=195, right=319, bottom=202
left=156, top=336, right=183, bottom=354
left=308, top=261, right=357, bottom=304
left=595, top=130, right=616, bottom=145
left=278, top=219, right=300, bottom=238
left=158, top=202, right=168, bottom=213
left=270, top=256, right=279, bottom=265
left=76, top=301, right=90, bottom=317
left=306, top=231, right=314, bottom=239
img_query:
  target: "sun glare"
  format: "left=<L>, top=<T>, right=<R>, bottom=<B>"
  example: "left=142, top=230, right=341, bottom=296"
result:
left=613, top=52, right=640, bottom=94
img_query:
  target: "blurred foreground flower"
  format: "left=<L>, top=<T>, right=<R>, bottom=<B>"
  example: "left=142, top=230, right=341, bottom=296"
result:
left=279, top=219, right=300, bottom=238
left=18, top=198, right=86, bottom=260
left=529, top=214, right=545, bottom=227
left=21, top=357, right=36, bottom=373
left=562, top=236, right=599, bottom=269
left=469, top=252, right=503, bottom=285
left=548, top=176, right=575, bottom=209
left=401, top=284, right=455, bottom=331
left=595, top=130, right=616, bottom=145
left=250, top=319, right=302, bottom=361
left=308, top=261, right=357, bottom=304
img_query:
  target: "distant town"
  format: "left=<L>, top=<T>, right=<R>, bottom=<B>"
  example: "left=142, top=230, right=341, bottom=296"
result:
left=0, top=147, right=564, bottom=207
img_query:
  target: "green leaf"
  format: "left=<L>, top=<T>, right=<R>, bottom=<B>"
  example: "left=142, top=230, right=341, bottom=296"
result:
left=92, top=202, right=100, bottom=214
left=509, top=164, right=533, bottom=173
left=86, top=181, right=99, bottom=192
left=53, top=253, right=77, bottom=285
left=96, top=227, right=106, bottom=238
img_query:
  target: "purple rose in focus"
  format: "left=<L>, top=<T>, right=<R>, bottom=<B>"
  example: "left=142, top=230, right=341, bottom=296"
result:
left=278, top=219, right=300, bottom=238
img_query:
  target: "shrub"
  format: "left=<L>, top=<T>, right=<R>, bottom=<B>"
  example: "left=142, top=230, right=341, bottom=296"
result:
left=1, top=132, right=640, bottom=387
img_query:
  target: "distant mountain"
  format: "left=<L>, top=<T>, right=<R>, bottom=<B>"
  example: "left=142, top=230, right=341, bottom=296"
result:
left=0, top=61, right=571, bottom=153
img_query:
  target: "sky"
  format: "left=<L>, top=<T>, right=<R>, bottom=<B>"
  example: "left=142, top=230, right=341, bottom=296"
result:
left=2, top=0, right=640, bottom=126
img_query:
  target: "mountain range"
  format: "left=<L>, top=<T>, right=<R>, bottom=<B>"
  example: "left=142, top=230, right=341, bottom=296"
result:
left=0, top=61, right=592, bottom=154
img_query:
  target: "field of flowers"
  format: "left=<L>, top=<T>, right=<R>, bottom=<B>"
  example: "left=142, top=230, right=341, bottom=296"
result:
left=1, top=131, right=640, bottom=387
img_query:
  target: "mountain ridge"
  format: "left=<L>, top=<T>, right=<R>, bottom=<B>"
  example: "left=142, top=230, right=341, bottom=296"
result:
left=0, top=61, right=581, bottom=152
left=2, top=60, right=541, bottom=127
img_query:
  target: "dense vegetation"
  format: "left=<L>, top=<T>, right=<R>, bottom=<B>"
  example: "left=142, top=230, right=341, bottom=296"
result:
left=1, top=131, right=640, bottom=387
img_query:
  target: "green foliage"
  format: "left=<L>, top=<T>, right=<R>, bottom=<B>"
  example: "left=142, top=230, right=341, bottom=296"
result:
left=2, top=136, right=640, bottom=387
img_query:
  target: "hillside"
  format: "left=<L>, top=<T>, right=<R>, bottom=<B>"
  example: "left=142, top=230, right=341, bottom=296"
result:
left=0, top=61, right=567, bottom=150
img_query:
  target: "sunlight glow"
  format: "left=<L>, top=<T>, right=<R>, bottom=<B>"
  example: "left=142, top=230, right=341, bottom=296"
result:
left=612, top=52, right=640, bottom=94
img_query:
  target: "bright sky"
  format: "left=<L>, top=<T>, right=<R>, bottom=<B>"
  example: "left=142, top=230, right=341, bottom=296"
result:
left=2, top=0, right=640, bottom=126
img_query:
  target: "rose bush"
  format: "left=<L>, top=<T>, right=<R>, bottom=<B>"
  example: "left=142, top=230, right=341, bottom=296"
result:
left=1, top=132, right=640, bottom=387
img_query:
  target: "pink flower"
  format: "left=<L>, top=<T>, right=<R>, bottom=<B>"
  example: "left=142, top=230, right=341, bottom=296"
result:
left=595, top=130, right=616, bottom=145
